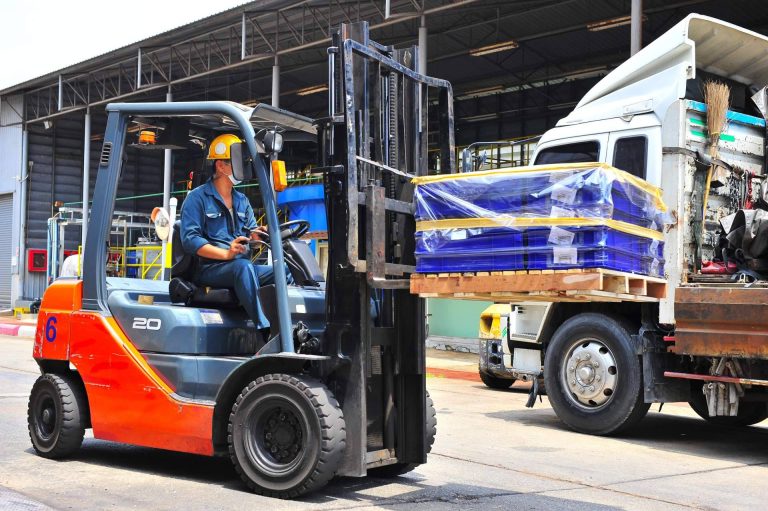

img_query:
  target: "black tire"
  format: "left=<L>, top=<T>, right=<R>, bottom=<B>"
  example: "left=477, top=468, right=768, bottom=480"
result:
left=544, top=313, right=650, bottom=435
left=28, top=373, right=87, bottom=459
left=367, top=390, right=437, bottom=478
left=228, top=373, right=345, bottom=499
left=479, top=369, right=515, bottom=389
left=689, top=388, right=768, bottom=427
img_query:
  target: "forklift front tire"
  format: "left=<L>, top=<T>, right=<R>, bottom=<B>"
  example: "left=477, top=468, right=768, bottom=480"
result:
left=28, top=373, right=87, bottom=459
left=228, top=373, right=346, bottom=498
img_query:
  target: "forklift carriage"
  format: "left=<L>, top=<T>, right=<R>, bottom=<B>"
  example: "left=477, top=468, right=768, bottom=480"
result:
left=27, top=22, right=455, bottom=498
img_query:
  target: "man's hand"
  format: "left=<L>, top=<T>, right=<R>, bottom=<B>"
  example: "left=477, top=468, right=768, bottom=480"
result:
left=227, top=236, right=250, bottom=259
left=250, top=225, right=268, bottom=241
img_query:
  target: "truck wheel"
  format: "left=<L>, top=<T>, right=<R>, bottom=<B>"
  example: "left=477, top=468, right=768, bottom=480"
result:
left=28, top=373, right=87, bottom=459
left=544, top=313, right=649, bottom=435
left=479, top=369, right=515, bottom=389
left=368, top=390, right=437, bottom=478
left=228, top=374, right=345, bottom=499
left=689, top=389, right=768, bottom=426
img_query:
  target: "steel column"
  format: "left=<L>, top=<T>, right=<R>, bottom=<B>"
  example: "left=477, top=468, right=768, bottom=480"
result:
left=631, top=0, right=643, bottom=55
left=81, top=108, right=91, bottom=251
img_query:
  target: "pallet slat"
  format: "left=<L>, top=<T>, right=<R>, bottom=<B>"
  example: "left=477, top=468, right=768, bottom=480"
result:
left=411, top=268, right=666, bottom=303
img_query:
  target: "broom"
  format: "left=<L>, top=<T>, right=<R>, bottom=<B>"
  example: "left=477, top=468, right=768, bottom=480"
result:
left=704, top=80, right=730, bottom=191
left=694, top=81, right=730, bottom=272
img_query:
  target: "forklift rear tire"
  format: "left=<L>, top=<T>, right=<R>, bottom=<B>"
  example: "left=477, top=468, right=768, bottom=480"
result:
left=544, top=313, right=649, bottom=435
left=367, top=391, right=437, bottom=478
left=479, top=370, right=515, bottom=389
left=228, top=373, right=346, bottom=498
left=689, top=389, right=768, bottom=426
left=28, top=373, right=87, bottom=459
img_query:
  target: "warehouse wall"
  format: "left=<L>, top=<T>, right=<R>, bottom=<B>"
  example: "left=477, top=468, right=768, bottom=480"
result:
left=23, top=114, right=165, bottom=300
left=427, top=298, right=492, bottom=339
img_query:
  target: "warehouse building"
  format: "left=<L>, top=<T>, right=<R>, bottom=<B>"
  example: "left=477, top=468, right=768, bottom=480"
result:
left=0, top=0, right=764, bottom=321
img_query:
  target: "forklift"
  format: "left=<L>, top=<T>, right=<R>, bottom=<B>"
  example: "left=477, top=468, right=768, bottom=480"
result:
left=27, top=22, right=455, bottom=498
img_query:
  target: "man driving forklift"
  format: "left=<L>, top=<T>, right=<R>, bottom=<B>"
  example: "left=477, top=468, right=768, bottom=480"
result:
left=181, top=133, right=290, bottom=339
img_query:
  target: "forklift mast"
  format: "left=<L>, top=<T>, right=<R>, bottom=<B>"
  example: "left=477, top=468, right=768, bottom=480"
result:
left=318, top=23, right=455, bottom=476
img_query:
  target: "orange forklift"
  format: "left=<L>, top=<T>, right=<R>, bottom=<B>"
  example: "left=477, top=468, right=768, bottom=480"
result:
left=26, top=23, right=454, bottom=498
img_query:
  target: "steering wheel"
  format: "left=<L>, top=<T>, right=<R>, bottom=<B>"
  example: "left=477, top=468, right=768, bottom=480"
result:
left=254, top=219, right=310, bottom=243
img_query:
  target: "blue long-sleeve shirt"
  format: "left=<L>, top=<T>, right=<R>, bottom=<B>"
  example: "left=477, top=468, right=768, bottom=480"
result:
left=180, top=179, right=258, bottom=262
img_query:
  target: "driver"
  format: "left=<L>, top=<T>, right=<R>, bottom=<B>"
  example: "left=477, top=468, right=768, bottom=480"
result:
left=180, top=133, right=286, bottom=338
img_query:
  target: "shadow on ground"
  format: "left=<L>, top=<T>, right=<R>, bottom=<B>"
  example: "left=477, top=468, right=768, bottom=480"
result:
left=486, top=405, right=768, bottom=466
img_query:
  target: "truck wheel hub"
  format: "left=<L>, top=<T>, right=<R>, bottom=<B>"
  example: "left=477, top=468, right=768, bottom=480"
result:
left=563, top=339, right=618, bottom=408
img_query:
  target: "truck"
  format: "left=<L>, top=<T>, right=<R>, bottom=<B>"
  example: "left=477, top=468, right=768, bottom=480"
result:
left=478, top=14, right=768, bottom=434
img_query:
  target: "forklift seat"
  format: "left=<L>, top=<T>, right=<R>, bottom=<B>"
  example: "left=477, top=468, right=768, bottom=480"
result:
left=168, top=221, right=241, bottom=308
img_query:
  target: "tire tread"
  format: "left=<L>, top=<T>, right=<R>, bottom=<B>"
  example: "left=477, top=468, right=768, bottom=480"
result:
left=27, top=373, right=86, bottom=459
left=227, top=373, right=346, bottom=499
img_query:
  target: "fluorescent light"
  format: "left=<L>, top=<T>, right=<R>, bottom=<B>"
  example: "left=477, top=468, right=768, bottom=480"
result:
left=296, top=85, right=328, bottom=96
left=587, top=15, right=646, bottom=32
left=462, top=113, right=498, bottom=122
left=469, top=40, right=518, bottom=57
left=465, top=85, right=504, bottom=95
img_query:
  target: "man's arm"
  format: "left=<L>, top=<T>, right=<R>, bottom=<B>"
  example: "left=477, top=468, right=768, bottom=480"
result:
left=197, top=239, right=248, bottom=260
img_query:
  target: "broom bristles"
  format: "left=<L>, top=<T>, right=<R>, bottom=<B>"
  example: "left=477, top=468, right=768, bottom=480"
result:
left=704, top=80, right=730, bottom=157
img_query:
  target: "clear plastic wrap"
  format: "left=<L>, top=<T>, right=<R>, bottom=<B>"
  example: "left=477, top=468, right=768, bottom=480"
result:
left=412, top=163, right=667, bottom=276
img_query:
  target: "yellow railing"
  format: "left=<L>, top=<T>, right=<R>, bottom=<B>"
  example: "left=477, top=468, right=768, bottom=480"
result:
left=89, top=245, right=164, bottom=280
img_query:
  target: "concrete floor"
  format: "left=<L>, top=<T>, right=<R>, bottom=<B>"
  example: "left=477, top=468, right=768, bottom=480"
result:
left=1, top=337, right=767, bottom=510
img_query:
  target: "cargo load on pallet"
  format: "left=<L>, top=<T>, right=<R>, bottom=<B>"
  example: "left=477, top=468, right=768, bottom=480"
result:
left=413, top=163, right=668, bottom=277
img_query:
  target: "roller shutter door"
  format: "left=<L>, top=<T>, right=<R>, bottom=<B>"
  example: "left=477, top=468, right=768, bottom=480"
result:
left=0, top=194, right=12, bottom=309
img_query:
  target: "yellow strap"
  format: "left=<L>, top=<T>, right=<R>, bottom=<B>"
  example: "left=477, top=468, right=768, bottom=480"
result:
left=416, top=216, right=664, bottom=241
left=412, top=162, right=667, bottom=212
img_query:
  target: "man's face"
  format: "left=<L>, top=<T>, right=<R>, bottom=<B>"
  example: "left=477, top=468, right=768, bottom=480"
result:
left=216, top=159, right=233, bottom=178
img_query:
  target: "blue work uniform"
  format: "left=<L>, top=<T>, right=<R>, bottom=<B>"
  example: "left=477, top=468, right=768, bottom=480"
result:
left=180, top=178, right=275, bottom=330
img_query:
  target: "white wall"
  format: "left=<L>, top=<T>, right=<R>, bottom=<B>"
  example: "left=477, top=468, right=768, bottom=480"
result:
left=0, top=94, right=25, bottom=306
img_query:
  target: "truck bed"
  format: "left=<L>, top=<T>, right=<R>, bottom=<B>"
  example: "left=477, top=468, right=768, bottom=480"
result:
left=674, top=285, right=768, bottom=359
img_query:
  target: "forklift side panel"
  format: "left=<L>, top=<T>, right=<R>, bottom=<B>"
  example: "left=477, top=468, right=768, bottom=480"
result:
left=34, top=279, right=82, bottom=361
left=69, top=312, right=214, bottom=455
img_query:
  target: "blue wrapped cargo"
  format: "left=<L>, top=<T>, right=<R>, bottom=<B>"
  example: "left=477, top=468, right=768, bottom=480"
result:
left=413, top=163, right=667, bottom=276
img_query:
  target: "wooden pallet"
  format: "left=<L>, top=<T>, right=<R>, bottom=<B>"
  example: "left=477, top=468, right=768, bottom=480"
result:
left=410, top=269, right=667, bottom=303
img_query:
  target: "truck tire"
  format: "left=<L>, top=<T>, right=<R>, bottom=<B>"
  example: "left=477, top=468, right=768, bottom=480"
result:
left=28, top=373, right=87, bottom=459
left=689, top=390, right=768, bottom=427
left=367, top=390, right=437, bottom=478
left=228, top=374, right=345, bottom=498
left=544, top=313, right=649, bottom=435
left=479, top=369, right=515, bottom=389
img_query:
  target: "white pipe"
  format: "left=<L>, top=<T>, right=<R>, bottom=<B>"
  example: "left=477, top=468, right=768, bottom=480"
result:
left=631, top=0, right=643, bottom=56
left=161, top=90, right=173, bottom=279
left=14, top=128, right=29, bottom=304
left=272, top=64, right=280, bottom=108
left=81, top=108, right=90, bottom=252
left=418, top=16, right=427, bottom=74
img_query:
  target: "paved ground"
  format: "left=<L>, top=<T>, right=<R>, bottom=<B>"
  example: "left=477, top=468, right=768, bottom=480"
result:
left=1, top=336, right=767, bottom=510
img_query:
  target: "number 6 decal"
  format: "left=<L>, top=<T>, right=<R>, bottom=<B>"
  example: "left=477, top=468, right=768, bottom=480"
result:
left=45, top=316, right=57, bottom=343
